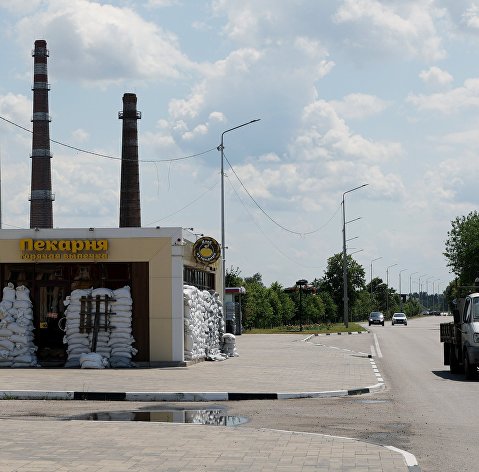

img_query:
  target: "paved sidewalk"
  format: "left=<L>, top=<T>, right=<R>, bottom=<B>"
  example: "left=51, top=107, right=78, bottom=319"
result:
left=0, top=333, right=420, bottom=471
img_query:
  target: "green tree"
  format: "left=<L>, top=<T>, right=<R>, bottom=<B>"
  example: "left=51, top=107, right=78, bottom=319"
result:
left=303, top=294, right=325, bottom=324
left=225, top=266, right=244, bottom=287
left=317, top=291, right=338, bottom=323
left=270, top=282, right=295, bottom=326
left=402, top=297, right=422, bottom=316
left=444, top=211, right=479, bottom=286
left=318, top=253, right=366, bottom=318
left=351, top=290, right=376, bottom=321
left=242, top=281, right=272, bottom=329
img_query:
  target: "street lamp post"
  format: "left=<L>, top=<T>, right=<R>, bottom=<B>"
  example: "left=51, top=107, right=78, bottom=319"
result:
left=218, top=119, right=260, bottom=303
left=418, top=274, right=427, bottom=306
left=386, top=263, right=397, bottom=315
left=409, top=271, right=418, bottom=298
left=370, top=257, right=382, bottom=295
left=399, top=269, right=407, bottom=311
left=426, top=276, right=434, bottom=310
left=342, top=184, right=368, bottom=328
left=296, top=279, right=308, bottom=332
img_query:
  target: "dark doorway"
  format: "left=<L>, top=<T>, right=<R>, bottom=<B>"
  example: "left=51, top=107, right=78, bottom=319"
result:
left=34, top=282, right=69, bottom=366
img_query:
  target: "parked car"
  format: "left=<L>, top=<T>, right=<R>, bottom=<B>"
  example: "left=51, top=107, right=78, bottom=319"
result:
left=369, top=311, right=384, bottom=326
left=392, top=312, right=407, bottom=326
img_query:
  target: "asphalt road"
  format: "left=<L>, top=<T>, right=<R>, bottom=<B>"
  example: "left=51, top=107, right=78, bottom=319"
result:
left=0, top=316, right=476, bottom=471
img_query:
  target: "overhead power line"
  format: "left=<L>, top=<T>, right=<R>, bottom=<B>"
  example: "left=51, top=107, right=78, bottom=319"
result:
left=223, top=152, right=341, bottom=236
left=0, top=115, right=216, bottom=163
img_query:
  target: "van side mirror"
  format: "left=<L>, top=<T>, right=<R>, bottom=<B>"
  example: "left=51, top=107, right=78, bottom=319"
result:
left=453, top=308, right=460, bottom=324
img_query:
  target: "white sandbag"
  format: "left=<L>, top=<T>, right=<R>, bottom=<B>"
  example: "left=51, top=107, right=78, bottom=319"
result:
left=13, top=300, right=32, bottom=310
left=10, top=334, right=33, bottom=344
left=8, top=323, right=27, bottom=335
left=113, top=286, right=131, bottom=298
left=3, top=283, right=15, bottom=302
left=15, top=285, right=31, bottom=301
left=0, top=328, right=13, bottom=337
left=69, top=289, right=92, bottom=300
left=80, top=352, right=108, bottom=369
left=13, top=353, right=37, bottom=364
left=0, top=360, right=12, bottom=367
left=110, top=356, right=133, bottom=368
left=91, top=288, right=114, bottom=298
left=0, top=339, right=14, bottom=351
left=0, top=300, right=13, bottom=311
left=112, top=297, right=132, bottom=306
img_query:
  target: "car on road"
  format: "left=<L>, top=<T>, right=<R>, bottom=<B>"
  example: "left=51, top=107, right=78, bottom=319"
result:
left=369, top=311, right=384, bottom=326
left=392, top=312, right=408, bottom=326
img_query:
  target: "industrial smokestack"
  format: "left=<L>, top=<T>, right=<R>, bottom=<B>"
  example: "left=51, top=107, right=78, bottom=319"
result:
left=29, top=39, right=54, bottom=228
left=118, top=93, right=141, bottom=227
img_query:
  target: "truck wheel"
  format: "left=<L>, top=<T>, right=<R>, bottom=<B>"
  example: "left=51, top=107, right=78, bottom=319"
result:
left=464, top=352, right=477, bottom=380
left=450, top=345, right=462, bottom=374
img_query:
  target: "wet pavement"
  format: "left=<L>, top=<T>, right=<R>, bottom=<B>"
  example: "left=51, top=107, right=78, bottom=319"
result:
left=0, top=332, right=420, bottom=471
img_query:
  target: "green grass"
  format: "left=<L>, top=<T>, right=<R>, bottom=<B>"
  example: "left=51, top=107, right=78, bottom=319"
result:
left=244, top=322, right=366, bottom=334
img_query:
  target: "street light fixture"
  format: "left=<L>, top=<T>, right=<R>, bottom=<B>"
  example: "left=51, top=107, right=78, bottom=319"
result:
left=409, top=271, right=418, bottom=298
left=296, top=279, right=308, bottom=332
left=342, top=183, right=368, bottom=328
left=418, top=274, right=427, bottom=306
left=386, top=263, right=397, bottom=315
left=218, top=119, right=260, bottom=303
left=426, top=276, right=434, bottom=309
left=370, top=257, right=382, bottom=295
left=399, top=269, right=407, bottom=311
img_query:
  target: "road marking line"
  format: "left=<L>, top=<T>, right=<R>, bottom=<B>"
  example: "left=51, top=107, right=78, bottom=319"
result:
left=370, top=345, right=376, bottom=357
left=373, top=333, right=383, bottom=358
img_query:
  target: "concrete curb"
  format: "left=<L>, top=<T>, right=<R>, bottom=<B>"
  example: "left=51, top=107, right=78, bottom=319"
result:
left=0, top=383, right=385, bottom=402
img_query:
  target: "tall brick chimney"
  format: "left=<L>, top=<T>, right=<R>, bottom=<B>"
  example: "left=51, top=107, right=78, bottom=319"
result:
left=118, top=93, right=141, bottom=227
left=29, top=39, right=54, bottom=228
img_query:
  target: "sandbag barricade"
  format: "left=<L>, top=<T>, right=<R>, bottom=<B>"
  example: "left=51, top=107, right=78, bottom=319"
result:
left=0, top=283, right=38, bottom=368
left=183, top=285, right=227, bottom=361
left=62, top=285, right=137, bottom=368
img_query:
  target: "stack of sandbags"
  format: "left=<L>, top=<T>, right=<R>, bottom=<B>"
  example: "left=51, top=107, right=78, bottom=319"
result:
left=80, top=352, right=108, bottom=369
left=63, top=288, right=92, bottom=368
left=62, top=286, right=136, bottom=368
left=109, top=286, right=137, bottom=368
left=0, top=283, right=38, bottom=368
left=221, top=333, right=239, bottom=357
left=183, top=285, right=224, bottom=362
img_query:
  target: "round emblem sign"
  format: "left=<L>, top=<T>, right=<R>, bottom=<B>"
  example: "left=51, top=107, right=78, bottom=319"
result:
left=193, top=236, right=221, bottom=264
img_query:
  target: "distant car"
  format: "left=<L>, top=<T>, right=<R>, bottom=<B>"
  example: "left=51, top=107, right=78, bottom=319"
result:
left=392, top=312, right=407, bottom=326
left=369, top=311, right=384, bottom=326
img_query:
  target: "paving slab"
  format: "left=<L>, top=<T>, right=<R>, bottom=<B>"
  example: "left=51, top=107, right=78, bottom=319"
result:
left=0, top=332, right=420, bottom=471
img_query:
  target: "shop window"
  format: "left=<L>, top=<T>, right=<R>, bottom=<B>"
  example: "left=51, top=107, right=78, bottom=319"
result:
left=184, top=266, right=215, bottom=291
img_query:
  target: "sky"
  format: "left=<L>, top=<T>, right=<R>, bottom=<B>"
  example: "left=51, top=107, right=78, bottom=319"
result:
left=0, top=0, right=478, bottom=295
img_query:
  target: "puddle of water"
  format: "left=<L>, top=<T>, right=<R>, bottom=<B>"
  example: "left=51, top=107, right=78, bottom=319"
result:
left=69, top=409, right=248, bottom=426
left=355, top=399, right=388, bottom=404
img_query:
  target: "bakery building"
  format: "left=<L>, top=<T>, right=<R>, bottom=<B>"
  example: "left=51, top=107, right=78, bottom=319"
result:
left=0, top=227, right=221, bottom=366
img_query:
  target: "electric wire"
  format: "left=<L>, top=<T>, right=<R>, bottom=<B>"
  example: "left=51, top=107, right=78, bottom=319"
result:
left=0, top=115, right=216, bottom=163
left=223, top=152, right=341, bottom=236
left=226, top=173, right=324, bottom=269
left=145, top=178, right=219, bottom=226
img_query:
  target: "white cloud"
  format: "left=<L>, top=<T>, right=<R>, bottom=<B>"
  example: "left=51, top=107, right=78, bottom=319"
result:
left=419, top=66, right=453, bottom=86
left=330, top=93, right=389, bottom=119
left=0, top=93, right=31, bottom=123
left=71, top=128, right=89, bottom=142
left=462, top=5, right=479, bottom=30
left=295, top=99, right=402, bottom=163
left=333, top=0, right=446, bottom=61
left=12, top=0, right=194, bottom=85
left=408, top=78, right=479, bottom=113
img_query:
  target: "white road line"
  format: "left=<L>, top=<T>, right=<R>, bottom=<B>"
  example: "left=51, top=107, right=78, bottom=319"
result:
left=370, top=345, right=376, bottom=357
left=373, top=333, right=383, bottom=358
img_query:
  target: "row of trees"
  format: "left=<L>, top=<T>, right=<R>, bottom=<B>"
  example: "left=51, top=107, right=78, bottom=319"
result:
left=225, top=254, right=424, bottom=330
